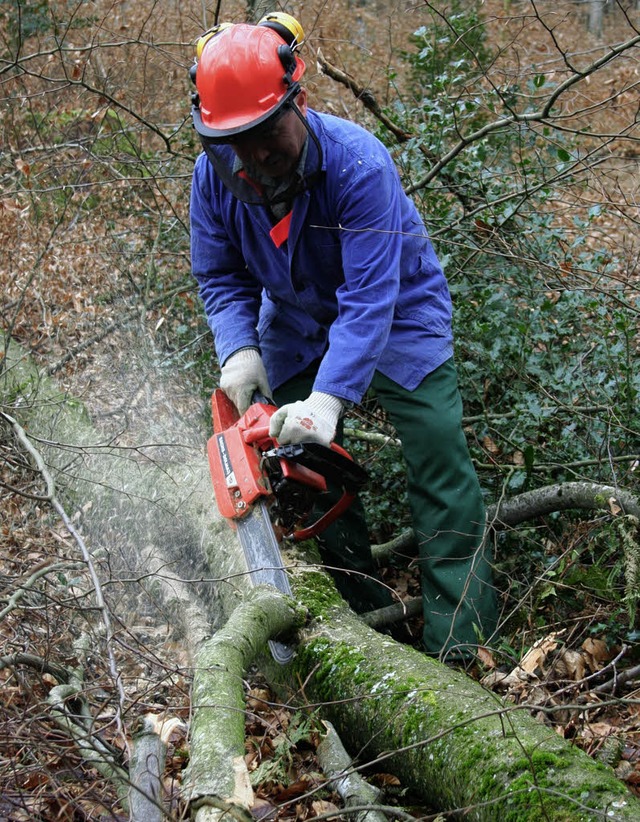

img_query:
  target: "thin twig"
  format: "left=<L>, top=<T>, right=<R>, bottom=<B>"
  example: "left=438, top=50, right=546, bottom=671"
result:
left=1, top=410, right=130, bottom=754
left=0, top=560, right=84, bottom=620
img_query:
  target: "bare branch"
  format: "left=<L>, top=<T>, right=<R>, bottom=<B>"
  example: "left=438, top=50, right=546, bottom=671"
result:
left=1, top=410, right=129, bottom=753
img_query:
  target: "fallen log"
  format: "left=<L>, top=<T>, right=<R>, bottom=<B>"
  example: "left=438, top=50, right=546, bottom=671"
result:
left=201, top=535, right=640, bottom=821
left=372, top=482, right=640, bottom=564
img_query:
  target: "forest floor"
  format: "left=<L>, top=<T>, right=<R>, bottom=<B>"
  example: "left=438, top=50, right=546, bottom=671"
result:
left=1, top=0, right=639, bottom=819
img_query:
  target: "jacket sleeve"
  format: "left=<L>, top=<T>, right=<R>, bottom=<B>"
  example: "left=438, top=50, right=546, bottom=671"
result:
left=312, top=149, right=404, bottom=403
left=190, top=155, right=262, bottom=365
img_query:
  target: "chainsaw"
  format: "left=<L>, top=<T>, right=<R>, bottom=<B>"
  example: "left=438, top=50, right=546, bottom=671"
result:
left=207, top=388, right=368, bottom=664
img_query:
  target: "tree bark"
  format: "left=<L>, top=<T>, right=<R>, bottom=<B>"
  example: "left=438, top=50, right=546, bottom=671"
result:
left=199, top=530, right=640, bottom=820
left=296, top=576, right=640, bottom=818
left=129, top=715, right=169, bottom=822
left=587, top=0, right=606, bottom=37
left=316, top=720, right=389, bottom=822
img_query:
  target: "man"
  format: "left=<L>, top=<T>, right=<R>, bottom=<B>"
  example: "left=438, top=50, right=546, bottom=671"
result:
left=189, top=13, right=497, bottom=660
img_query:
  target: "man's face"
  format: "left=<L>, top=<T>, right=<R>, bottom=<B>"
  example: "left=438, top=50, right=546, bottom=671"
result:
left=230, top=90, right=308, bottom=179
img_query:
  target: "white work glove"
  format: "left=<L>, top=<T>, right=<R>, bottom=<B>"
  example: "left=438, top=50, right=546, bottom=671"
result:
left=219, top=348, right=271, bottom=415
left=269, top=392, right=344, bottom=447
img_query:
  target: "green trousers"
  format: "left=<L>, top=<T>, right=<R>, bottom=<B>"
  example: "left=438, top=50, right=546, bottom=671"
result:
left=274, top=358, right=498, bottom=659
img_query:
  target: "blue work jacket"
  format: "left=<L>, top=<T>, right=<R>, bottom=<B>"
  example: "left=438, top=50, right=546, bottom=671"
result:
left=190, top=108, right=453, bottom=404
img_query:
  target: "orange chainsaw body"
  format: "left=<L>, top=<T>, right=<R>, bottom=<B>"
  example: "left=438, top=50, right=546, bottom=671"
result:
left=207, top=389, right=365, bottom=540
left=208, top=389, right=326, bottom=524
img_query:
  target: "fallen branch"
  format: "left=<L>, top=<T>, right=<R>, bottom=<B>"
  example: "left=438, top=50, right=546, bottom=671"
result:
left=343, top=425, right=401, bottom=448
left=1, top=648, right=135, bottom=814
left=372, top=481, right=640, bottom=565
left=185, top=586, right=299, bottom=822
left=487, top=481, right=640, bottom=526
left=371, top=529, right=416, bottom=565
left=0, top=652, right=71, bottom=683
left=48, top=679, right=130, bottom=809
left=316, top=720, right=389, bottom=822
left=0, top=560, right=84, bottom=621
left=129, top=714, right=186, bottom=822
left=360, top=596, right=422, bottom=629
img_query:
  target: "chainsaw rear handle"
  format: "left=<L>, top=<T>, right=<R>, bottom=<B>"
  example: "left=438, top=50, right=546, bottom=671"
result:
left=267, top=442, right=367, bottom=495
left=262, top=442, right=368, bottom=540
left=245, top=392, right=365, bottom=484
left=249, top=389, right=365, bottom=484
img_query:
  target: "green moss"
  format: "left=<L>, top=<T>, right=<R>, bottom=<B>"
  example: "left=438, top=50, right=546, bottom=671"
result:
left=476, top=762, right=501, bottom=801
left=289, top=630, right=638, bottom=820
left=499, top=749, right=631, bottom=821
left=292, top=568, right=345, bottom=618
left=506, top=750, right=568, bottom=777
left=373, top=677, right=438, bottom=746
left=454, top=741, right=498, bottom=802
left=294, top=638, right=362, bottom=697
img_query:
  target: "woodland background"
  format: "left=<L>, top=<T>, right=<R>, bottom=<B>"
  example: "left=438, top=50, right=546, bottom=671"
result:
left=1, top=0, right=639, bottom=819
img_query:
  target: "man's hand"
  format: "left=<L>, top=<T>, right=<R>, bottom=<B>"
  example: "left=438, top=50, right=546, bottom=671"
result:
left=220, top=348, right=271, bottom=414
left=269, top=392, right=344, bottom=447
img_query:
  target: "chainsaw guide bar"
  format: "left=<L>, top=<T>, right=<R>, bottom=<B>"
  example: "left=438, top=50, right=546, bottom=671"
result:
left=207, top=388, right=367, bottom=665
left=236, top=499, right=295, bottom=665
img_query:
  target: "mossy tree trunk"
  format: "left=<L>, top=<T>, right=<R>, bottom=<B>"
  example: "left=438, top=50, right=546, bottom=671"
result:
left=202, top=532, right=640, bottom=821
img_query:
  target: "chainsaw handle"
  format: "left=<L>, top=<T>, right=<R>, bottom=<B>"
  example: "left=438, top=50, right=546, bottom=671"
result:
left=239, top=391, right=368, bottom=541
left=241, top=401, right=358, bottom=470
left=328, top=441, right=353, bottom=462
left=252, top=389, right=275, bottom=406
left=282, top=441, right=368, bottom=494
left=244, top=427, right=358, bottom=465
left=286, top=443, right=365, bottom=539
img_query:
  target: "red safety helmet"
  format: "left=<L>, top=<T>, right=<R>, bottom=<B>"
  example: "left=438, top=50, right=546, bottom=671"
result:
left=191, top=20, right=306, bottom=142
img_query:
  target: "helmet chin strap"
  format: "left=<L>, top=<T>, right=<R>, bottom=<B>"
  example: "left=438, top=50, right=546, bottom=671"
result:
left=289, top=101, right=323, bottom=191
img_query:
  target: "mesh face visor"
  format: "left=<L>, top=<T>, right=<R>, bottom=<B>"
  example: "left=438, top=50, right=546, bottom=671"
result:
left=198, top=104, right=323, bottom=206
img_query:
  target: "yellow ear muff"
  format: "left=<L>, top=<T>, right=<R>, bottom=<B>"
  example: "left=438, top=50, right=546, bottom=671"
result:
left=258, top=12, right=305, bottom=49
left=195, top=22, right=234, bottom=60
